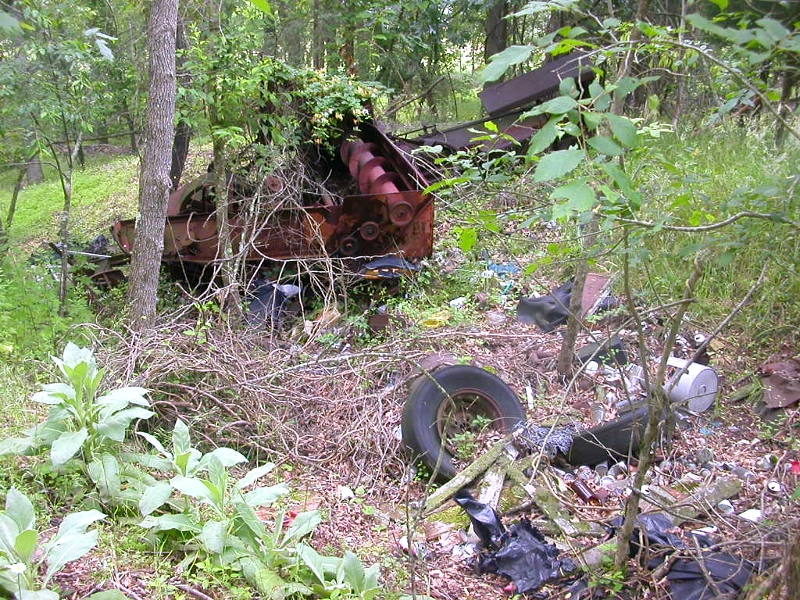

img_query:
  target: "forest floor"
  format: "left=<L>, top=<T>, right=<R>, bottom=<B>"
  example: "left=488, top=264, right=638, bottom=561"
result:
left=47, top=275, right=800, bottom=600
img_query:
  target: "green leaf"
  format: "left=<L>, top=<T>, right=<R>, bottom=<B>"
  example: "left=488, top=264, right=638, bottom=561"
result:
left=19, top=591, right=60, bottom=600
left=234, top=500, right=266, bottom=540
left=524, top=95, right=578, bottom=117
left=236, top=463, right=276, bottom=490
left=756, top=18, right=788, bottom=43
left=0, top=436, right=34, bottom=456
left=97, top=386, right=150, bottom=409
left=297, top=543, right=328, bottom=585
left=605, top=114, right=639, bottom=148
left=282, top=510, right=322, bottom=545
left=526, top=117, right=559, bottom=155
left=136, top=432, right=167, bottom=456
left=201, top=520, right=228, bottom=554
left=139, top=482, right=173, bottom=516
left=15, top=529, right=38, bottom=562
left=56, top=510, right=106, bottom=538
left=202, top=447, right=247, bottom=469
left=33, top=383, right=75, bottom=404
left=481, top=45, right=535, bottom=83
left=533, top=148, right=585, bottom=182
left=51, top=428, right=88, bottom=465
left=709, top=0, right=728, bottom=9
left=587, top=135, right=624, bottom=156
left=340, top=551, right=366, bottom=589
left=551, top=180, right=597, bottom=213
left=172, top=419, right=191, bottom=455
left=170, top=475, right=217, bottom=505
left=86, top=592, right=131, bottom=600
left=44, top=528, right=100, bottom=582
left=0, top=10, right=21, bottom=33
left=457, top=227, right=478, bottom=253
left=0, top=514, right=20, bottom=555
left=6, top=487, right=36, bottom=531
left=247, top=0, right=273, bottom=16
left=139, top=514, right=202, bottom=533
left=244, top=484, right=290, bottom=508
left=97, top=407, right=155, bottom=442
left=87, top=454, right=121, bottom=499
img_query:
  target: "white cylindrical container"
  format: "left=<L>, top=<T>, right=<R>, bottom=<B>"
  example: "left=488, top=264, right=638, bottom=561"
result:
left=666, top=356, right=719, bottom=413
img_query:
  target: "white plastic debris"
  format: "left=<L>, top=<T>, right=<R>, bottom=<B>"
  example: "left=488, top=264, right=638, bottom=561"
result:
left=738, top=509, right=762, bottom=523
left=336, top=485, right=355, bottom=501
left=449, top=297, right=468, bottom=309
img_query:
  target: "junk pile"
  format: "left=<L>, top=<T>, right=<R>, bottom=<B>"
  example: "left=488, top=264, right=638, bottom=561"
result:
left=399, top=305, right=797, bottom=597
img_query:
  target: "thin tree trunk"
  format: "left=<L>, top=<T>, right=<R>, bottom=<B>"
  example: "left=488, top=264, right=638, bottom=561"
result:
left=6, top=167, right=26, bottom=230
left=613, top=252, right=705, bottom=567
left=127, top=0, right=178, bottom=330
left=484, top=1, right=508, bottom=64
left=556, top=216, right=598, bottom=377
left=170, top=17, right=192, bottom=191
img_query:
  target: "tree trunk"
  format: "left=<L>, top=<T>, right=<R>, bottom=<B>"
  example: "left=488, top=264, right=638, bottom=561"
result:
left=170, top=17, right=191, bottom=191
left=484, top=1, right=508, bottom=64
left=127, top=0, right=178, bottom=330
left=26, top=152, right=44, bottom=184
left=6, top=167, right=26, bottom=230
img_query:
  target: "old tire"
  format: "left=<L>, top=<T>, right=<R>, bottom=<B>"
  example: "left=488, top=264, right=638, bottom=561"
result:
left=402, top=365, right=527, bottom=481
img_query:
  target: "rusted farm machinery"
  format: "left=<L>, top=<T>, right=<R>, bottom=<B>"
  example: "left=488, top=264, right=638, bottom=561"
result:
left=112, top=122, right=434, bottom=272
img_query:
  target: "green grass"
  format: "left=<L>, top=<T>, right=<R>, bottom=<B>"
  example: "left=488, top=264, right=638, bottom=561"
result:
left=0, top=154, right=140, bottom=250
left=625, top=123, right=800, bottom=352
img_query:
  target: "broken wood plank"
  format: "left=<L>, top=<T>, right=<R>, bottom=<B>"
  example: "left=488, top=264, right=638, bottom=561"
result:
left=477, top=456, right=509, bottom=509
left=504, top=464, right=606, bottom=538
left=422, top=434, right=515, bottom=515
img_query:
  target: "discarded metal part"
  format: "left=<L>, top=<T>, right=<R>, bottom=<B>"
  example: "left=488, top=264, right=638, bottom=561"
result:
left=759, top=357, right=800, bottom=409
left=580, top=273, right=613, bottom=317
left=112, top=123, right=434, bottom=273
left=666, top=356, right=719, bottom=413
left=480, top=52, right=594, bottom=117
left=738, top=508, right=762, bottom=522
left=399, top=53, right=595, bottom=156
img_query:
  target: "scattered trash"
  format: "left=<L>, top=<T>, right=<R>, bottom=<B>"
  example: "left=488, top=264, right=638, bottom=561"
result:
left=449, top=296, right=468, bottom=309
left=730, top=465, right=756, bottom=482
left=717, top=499, right=735, bottom=515
left=337, top=485, right=355, bottom=501
left=399, top=535, right=432, bottom=560
left=660, top=552, right=755, bottom=600
left=453, top=490, right=506, bottom=547
left=512, top=422, right=576, bottom=459
left=766, top=480, right=783, bottom=494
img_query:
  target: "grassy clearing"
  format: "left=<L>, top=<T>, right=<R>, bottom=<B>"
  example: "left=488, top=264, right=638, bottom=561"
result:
left=0, top=154, right=140, bottom=250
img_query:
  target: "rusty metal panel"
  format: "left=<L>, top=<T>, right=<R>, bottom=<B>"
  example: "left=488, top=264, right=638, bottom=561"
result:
left=479, top=52, right=594, bottom=117
left=411, top=114, right=548, bottom=152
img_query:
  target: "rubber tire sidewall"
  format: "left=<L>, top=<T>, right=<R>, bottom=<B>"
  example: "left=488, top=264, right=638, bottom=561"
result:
left=402, top=364, right=527, bottom=481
